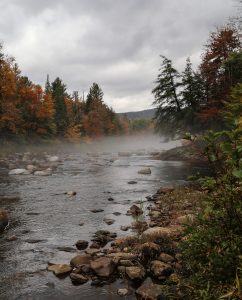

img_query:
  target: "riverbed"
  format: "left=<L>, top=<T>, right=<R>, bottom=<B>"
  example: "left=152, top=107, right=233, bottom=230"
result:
left=0, top=135, right=207, bottom=300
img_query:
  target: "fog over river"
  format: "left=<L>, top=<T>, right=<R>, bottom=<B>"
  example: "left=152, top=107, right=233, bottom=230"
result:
left=0, top=135, right=207, bottom=300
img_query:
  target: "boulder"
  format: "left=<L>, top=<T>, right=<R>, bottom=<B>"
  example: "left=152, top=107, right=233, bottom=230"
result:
left=70, top=254, right=92, bottom=268
left=90, top=257, right=116, bottom=277
left=125, top=266, right=145, bottom=281
left=8, top=169, right=30, bottom=175
left=150, top=260, right=173, bottom=278
left=48, top=264, right=72, bottom=276
left=158, top=253, right=175, bottom=263
left=0, top=209, right=9, bottom=232
left=136, top=280, right=168, bottom=300
left=127, top=204, right=143, bottom=216
left=142, top=226, right=183, bottom=239
left=75, top=240, right=88, bottom=250
left=70, top=273, right=88, bottom=284
left=138, top=168, right=151, bottom=175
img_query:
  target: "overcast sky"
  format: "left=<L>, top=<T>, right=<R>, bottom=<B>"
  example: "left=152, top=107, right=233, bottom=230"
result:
left=0, top=0, right=238, bottom=112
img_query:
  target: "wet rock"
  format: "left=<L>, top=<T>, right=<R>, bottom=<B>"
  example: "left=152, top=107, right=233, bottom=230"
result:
left=136, top=280, right=168, bottom=300
left=79, top=222, right=84, bottom=226
left=34, top=169, right=52, bottom=176
left=127, top=204, right=143, bottom=216
left=117, top=288, right=129, bottom=296
left=142, top=226, right=183, bottom=239
left=91, top=279, right=107, bottom=287
left=57, top=246, right=77, bottom=253
left=0, top=195, right=20, bottom=201
left=103, top=218, right=115, bottom=225
left=8, top=169, right=30, bottom=175
left=90, top=242, right=101, bottom=249
left=70, top=254, right=92, bottom=268
left=128, top=181, right=137, bottom=184
left=108, top=197, right=114, bottom=201
left=6, top=235, right=17, bottom=241
left=21, top=229, right=30, bottom=234
left=119, top=260, right=134, bottom=267
left=85, top=248, right=101, bottom=255
left=108, top=252, right=137, bottom=260
left=0, top=209, right=9, bottom=232
left=90, top=209, right=104, bottom=213
left=70, top=273, right=88, bottom=284
left=120, top=225, right=130, bottom=231
left=158, top=253, right=175, bottom=263
left=25, top=239, right=47, bottom=244
left=65, top=191, right=77, bottom=196
left=47, top=156, right=60, bottom=162
left=150, top=260, right=173, bottom=278
left=75, top=240, right=88, bottom=250
left=136, top=242, right=160, bottom=259
left=26, top=165, right=37, bottom=173
left=48, top=264, right=72, bottom=276
left=138, top=168, right=151, bottom=175
left=113, top=212, right=121, bottom=216
left=90, top=257, right=116, bottom=277
left=125, top=266, right=145, bottom=281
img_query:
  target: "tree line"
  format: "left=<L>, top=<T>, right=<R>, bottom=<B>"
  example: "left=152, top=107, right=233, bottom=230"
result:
left=152, top=25, right=242, bottom=136
left=0, top=46, right=132, bottom=142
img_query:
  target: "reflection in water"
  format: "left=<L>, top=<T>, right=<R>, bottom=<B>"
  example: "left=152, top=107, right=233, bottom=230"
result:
left=0, top=135, right=208, bottom=300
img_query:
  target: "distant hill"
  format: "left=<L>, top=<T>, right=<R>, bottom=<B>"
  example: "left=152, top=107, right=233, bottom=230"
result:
left=118, top=108, right=156, bottom=120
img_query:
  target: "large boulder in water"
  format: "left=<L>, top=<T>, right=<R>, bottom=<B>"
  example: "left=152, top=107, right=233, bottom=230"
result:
left=0, top=209, right=9, bottom=232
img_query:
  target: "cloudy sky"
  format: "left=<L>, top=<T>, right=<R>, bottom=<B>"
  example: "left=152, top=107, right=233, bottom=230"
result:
left=0, top=0, right=238, bottom=112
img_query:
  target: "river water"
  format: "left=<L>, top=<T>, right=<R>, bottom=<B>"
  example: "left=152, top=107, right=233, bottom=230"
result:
left=0, top=135, right=207, bottom=300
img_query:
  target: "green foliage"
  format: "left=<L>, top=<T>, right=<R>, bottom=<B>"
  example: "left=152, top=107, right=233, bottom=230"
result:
left=181, top=96, right=242, bottom=299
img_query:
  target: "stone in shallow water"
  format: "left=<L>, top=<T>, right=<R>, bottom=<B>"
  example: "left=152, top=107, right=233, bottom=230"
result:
left=117, top=288, right=129, bottom=296
left=70, top=272, right=88, bottom=284
left=90, top=257, right=116, bottom=277
left=75, top=240, right=88, bottom=250
left=138, top=167, right=151, bottom=175
left=48, top=264, right=72, bottom=276
left=103, top=218, right=115, bottom=225
left=70, top=254, right=92, bottom=268
left=90, top=209, right=104, bottom=213
left=8, top=169, right=30, bottom=175
left=125, top=266, right=145, bottom=281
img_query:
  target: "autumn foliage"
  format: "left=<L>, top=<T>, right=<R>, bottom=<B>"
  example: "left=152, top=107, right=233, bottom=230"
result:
left=0, top=45, right=130, bottom=142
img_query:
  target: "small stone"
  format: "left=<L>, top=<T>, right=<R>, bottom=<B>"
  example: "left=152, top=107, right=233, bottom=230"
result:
left=128, top=181, right=137, bottom=184
left=79, top=222, right=84, bottom=226
left=57, top=246, right=76, bottom=253
left=70, top=254, right=92, bottom=268
left=91, top=209, right=104, bottom=213
left=108, top=197, right=114, bottom=201
left=158, top=253, right=175, bottom=263
left=48, top=264, right=72, bottom=276
left=70, top=273, right=88, bottom=284
left=138, top=167, right=151, bottom=175
left=66, top=191, right=77, bottom=196
left=8, top=169, right=30, bottom=175
left=127, top=204, right=143, bottom=216
left=119, top=260, right=133, bottom=267
left=6, top=235, right=17, bottom=241
left=75, top=240, right=88, bottom=250
left=136, top=281, right=168, bottom=300
left=103, top=218, right=115, bottom=225
left=120, top=226, right=130, bottom=231
left=113, top=212, right=121, bottom=216
left=117, top=288, right=128, bottom=296
left=90, top=242, right=101, bottom=249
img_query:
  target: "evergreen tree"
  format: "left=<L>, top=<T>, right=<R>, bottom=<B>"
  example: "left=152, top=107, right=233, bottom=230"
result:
left=45, top=74, right=51, bottom=94
left=152, top=55, right=182, bottom=134
left=180, top=57, right=206, bottom=109
left=51, top=77, right=68, bottom=135
left=85, top=82, right=104, bottom=113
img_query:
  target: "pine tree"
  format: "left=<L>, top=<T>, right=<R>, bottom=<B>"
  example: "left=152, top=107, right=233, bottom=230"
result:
left=85, top=82, right=104, bottom=113
left=51, top=77, right=68, bottom=135
left=181, top=57, right=206, bottom=109
left=45, top=74, right=51, bottom=94
left=152, top=55, right=182, bottom=134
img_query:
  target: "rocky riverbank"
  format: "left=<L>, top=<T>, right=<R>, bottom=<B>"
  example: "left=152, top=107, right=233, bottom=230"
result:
left=47, top=186, right=203, bottom=299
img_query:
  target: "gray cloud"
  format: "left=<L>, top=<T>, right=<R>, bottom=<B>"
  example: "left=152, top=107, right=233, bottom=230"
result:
left=0, top=0, right=238, bottom=112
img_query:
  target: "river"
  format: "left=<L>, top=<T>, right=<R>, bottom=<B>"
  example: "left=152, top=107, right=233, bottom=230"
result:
left=0, top=135, right=207, bottom=300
